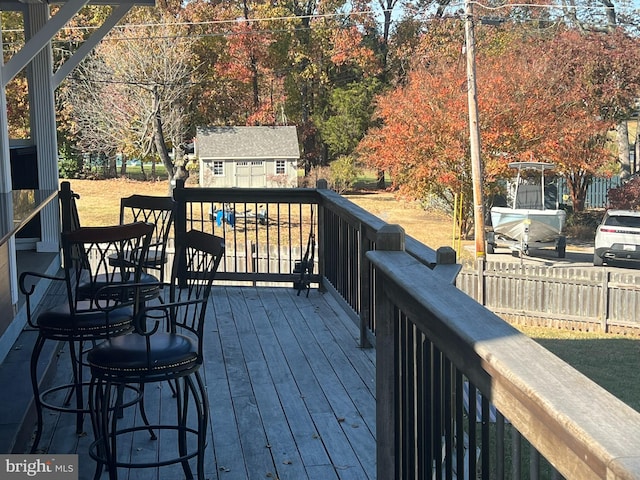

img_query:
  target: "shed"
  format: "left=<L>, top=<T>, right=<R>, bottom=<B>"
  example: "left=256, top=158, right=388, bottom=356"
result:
left=196, top=126, right=300, bottom=188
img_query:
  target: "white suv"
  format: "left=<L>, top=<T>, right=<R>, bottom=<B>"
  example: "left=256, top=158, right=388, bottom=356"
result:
left=594, top=209, right=640, bottom=266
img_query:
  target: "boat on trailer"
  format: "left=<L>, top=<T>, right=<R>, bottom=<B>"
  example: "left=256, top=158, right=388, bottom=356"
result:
left=488, top=162, right=567, bottom=257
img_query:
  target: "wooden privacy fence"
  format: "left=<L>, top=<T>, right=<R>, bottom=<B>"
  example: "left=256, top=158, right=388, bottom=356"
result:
left=557, top=176, right=620, bottom=209
left=457, top=260, right=640, bottom=333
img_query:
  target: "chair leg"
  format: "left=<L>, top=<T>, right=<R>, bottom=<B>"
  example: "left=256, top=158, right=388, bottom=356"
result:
left=113, top=381, right=156, bottom=440
left=29, top=334, right=47, bottom=453
left=90, top=378, right=119, bottom=480
left=30, top=336, right=90, bottom=453
left=89, top=377, right=105, bottom=480
left=90, top=372, right=208, bottom=479
left=68, top=340, right=85, bottom=434
left=180, top=373, right=209, bottom=480
left=194, top=371, right=209, bottom=480
left=137, top=383, right=157, bottom=440
left=175, top=378, right=194, bottom=480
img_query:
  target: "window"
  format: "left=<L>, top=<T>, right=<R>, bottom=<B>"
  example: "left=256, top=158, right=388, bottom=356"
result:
left=212, top=161, right=224, bottom=176
left=276, top=160, right=286, bottom=175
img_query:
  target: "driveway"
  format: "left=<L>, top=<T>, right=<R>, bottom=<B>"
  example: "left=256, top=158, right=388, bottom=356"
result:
left=484, top=242, right=596, bottom=268
left=485, top=243, right=640, bottom=272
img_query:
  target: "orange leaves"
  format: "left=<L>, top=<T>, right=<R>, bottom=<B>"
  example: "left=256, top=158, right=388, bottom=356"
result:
left=358, top=22, right=640, bottom=215
left=330, top=27, right=382, bottom=76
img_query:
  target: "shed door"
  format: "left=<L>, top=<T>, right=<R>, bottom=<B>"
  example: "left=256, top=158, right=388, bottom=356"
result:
left=236, top=161, right=266, bottom=187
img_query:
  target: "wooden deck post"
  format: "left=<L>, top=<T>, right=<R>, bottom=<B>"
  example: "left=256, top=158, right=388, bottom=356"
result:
left=59, top=181, right=80, bottom=233
left=172, top=178, right=187, bottom=286
left=375, top=224, right=404, bottom=480
left=316, top=179, right=327, bottom=293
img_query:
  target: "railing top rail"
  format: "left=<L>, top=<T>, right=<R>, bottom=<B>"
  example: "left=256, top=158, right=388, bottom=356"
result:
left=172, top=185, right=321, bottom=204
left=317, top=187, right=387, bottom=231
left=368, top=248, right=640, bottom=480
left=317, top=188, right=439, bottom=266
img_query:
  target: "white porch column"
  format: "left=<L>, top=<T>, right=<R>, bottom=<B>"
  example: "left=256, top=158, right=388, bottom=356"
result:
left=0, top=16, right=12, bottom=195
left=0, top=14, right=20, bottom=362
left=0, top=14, right=17, bottom=307
left=27, top=3, right=60, bottom=252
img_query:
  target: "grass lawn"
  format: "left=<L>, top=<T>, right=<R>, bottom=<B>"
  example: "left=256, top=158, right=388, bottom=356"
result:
left=63, top=177, right=640, bottom=412
left=516, top=325, right=640, bottom=412
left=63, top=177, right=171, bottom=226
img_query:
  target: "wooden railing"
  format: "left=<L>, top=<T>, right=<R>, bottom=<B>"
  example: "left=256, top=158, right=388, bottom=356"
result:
left=172, top=179, right=320, bottom=285
left=61, top=180, right=640, bottom=478
left=172, top=180, right=458, bottom=348
left=368, top=225, right=640, bottom=479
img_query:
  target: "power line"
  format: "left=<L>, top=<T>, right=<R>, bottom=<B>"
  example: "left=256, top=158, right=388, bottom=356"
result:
left=1, top=8, right=389, bottom=35
left=471, top=1, right=616, bottom=11
left=0, top=0, right=631, bottom=35
left=2, top=1, right=637, bottom=48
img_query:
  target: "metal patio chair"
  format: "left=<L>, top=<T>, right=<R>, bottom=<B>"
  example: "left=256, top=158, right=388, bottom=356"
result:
left=88, top=230, right=224, bottom=480
left=20, top=222, right=154, bottom=453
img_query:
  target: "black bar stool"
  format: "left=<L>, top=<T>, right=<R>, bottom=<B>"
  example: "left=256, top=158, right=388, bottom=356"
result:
left=88, top=230, right=224, bottom=480
left=119, top=194, right=176, bottom=284
left=20, top=222, right=155, bottom=453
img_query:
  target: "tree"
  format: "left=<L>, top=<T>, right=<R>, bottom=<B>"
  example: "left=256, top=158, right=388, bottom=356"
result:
left=536, top=28, right=640, bottom=205
left=358, top=51, right=475, bottom=233
left=319, top=78, right=380, bottom=161
left=358, top=22, right=640, bottom=236
left=608, top=177, right=640, bottom=210
left=183, top=0, right=287, bottom=127
left=175, top=0, right=383, bottom=175
left=2, top=10, right=32, bottom=138
left=64, top=12, right=198, bottom=186
left=329, top=155, right=362, bottom=193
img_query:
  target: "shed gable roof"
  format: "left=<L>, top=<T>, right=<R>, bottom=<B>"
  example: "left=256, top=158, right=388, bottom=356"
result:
left=196, top=126, right=300, bottom=160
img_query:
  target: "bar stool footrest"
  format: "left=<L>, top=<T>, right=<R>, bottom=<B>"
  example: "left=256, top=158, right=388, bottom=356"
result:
left=40, top=382, right=142, bottom=414
left=89, top=424, right=202, bottom=469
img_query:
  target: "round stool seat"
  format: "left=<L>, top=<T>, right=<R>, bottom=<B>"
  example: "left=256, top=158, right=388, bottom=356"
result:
left=88, top=333, right=198, bottom=380
left=37, top=302, right=134, bottom=339
left=77, top=272, right=162, bottom=304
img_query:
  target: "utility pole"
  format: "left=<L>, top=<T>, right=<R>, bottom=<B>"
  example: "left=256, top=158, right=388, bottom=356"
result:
left=464, top=0, right=486, bottom=260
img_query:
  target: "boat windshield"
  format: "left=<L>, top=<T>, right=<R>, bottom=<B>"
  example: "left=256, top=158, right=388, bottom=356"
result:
left=509, top=162, right=559, bottom=210
left=515, top=183, right=558, bottom=210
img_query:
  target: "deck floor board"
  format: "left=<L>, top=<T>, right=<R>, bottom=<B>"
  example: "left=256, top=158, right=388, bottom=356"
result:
left=19, top=286, right=376, bottom=480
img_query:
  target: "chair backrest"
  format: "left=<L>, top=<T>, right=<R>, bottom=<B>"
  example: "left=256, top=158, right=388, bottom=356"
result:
left=61, top=222, right=155, bottom=313
left=158, top=230, right=224, bottom=358
left=120, top=195, right=176, bottom=282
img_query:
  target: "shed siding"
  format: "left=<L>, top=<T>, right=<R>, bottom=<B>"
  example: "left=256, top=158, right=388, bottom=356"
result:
left=200, top=158, right=298, bottom=188
left=196, top=126, right=300, bottom=188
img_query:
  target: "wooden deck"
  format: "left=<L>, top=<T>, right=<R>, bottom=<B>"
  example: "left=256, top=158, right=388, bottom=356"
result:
left=24, top=286, right=376, bottom=480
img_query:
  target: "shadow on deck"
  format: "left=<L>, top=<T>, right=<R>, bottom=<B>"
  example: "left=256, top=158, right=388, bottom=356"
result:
left=0, top=285, right=376, bottom=480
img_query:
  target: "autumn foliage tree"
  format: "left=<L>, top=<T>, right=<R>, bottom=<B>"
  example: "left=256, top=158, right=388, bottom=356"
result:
left=2, top=10, right=31, bottom=139
left=181, top=0, right=381, bottom=172
left=358, top=22, right=640, bottom=236
left=535, top=29, right=640, bottom=209
left=608, top=177, right=640, bottom=210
